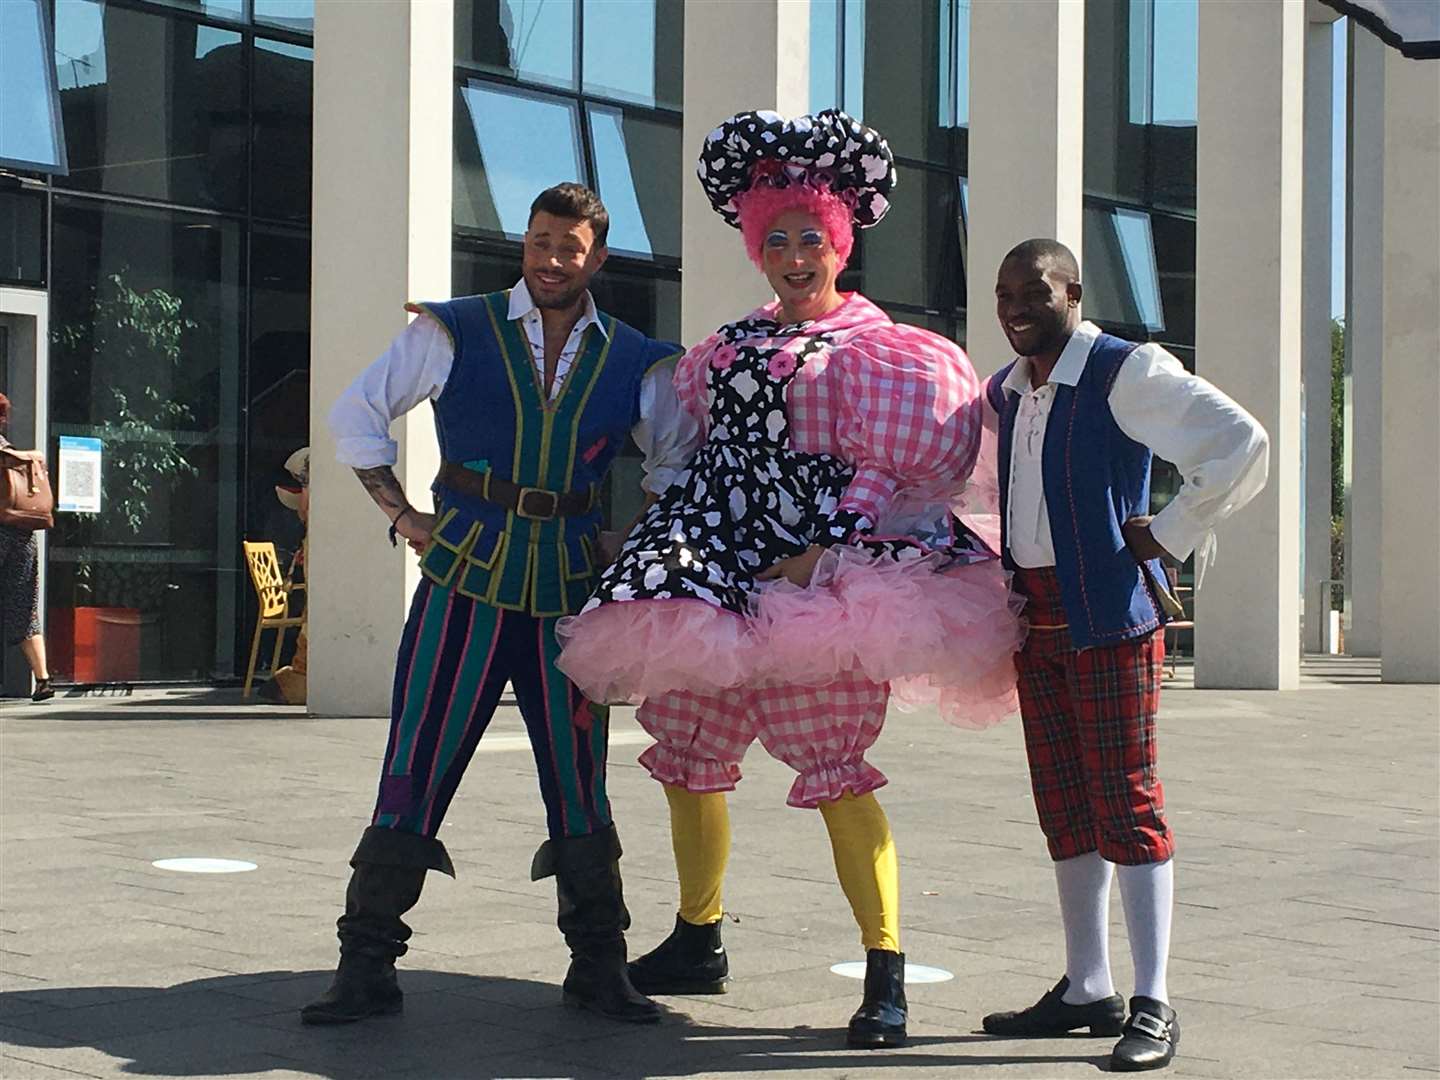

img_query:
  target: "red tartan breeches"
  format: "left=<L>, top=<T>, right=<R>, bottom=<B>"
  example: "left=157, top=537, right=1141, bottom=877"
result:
left=1013, top=567, right=1174, bottom=866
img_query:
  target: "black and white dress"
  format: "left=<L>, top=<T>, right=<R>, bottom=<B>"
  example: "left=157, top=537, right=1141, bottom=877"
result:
left=584, top=315, right=858, bottom=619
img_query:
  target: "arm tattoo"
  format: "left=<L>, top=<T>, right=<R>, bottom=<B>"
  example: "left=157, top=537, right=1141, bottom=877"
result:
left=353, top=466, right=410, bottom=521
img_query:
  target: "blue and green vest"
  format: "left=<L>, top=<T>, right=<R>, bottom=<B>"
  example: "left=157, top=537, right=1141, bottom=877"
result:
left=408, top=290, right=681, bottom=617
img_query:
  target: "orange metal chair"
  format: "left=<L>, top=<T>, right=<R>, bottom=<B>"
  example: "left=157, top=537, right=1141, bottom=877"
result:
left=242, top=540, right=306, bottom=697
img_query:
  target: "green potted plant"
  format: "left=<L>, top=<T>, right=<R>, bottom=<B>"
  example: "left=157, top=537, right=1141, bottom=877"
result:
left=49, top=271, right=199, bottom=682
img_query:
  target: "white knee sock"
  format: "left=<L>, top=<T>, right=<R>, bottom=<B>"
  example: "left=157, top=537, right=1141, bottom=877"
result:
left=1054, top=851, right=1116, bottom=1004
left=1117, top=858, right=1173, bottom=1004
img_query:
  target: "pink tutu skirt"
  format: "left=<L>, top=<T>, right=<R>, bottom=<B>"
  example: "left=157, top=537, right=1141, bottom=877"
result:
left=556, top=546, right=1024, bottom=729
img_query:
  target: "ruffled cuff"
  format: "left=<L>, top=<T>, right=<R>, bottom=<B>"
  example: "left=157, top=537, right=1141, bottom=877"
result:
left=786, top=759, right=888, bottom=809
left=1149, top=501, right=1205, bottom=563
left=638, top=743, right=742, bottom=793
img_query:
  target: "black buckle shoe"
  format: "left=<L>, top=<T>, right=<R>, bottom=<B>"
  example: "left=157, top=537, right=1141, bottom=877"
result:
left=300, top=954, right=403, bottom=1025
left=846, top=949, right=907, bottom=1049
left=563, top=947, right=662, bottom=1024
left=982, top=976, right=1125, bottom=1037
left=1110, top=997, right=1179, bottom=1071
left=628, top=915, right=729, bottom=995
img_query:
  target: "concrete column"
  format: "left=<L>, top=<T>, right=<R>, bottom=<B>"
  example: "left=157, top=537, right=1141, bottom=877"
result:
left=1193, top=0, right=1304, bottom=690
left=308, top=0, right=452, bottom=716
left=679, top=0, right=809, bottom=346
left=1344, top=27, right=1384, bottom=656
left=965, top=0, right=1085, bottom=376
left=1302, top=16, right=1336, bottom=654
left=1380, top=50, right=1440, bottom=684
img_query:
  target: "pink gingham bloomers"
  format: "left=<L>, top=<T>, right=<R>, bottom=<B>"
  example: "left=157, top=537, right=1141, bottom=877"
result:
left=557, top=293, right=1024, bottom=808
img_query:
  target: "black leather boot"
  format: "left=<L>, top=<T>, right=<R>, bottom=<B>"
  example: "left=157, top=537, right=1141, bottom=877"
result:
left=300, top=827, right=454, bottom=1026
left=534, top=826, right=660, bottom=1024
left=846, top=949, right=908, bottom=1049
left=628, top=914, right=729, bottom=995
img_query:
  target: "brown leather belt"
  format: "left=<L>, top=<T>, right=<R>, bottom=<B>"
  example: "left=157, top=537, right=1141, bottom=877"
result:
left=436, top=462, right=596, bottom=520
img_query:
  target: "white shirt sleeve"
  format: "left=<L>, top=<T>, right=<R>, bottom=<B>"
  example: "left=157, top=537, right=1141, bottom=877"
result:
left=633, top=361, right=701, bottom=494
left=327, top=316, right=455, bottom=469
left=1109, top=344, right=1270, bottom=576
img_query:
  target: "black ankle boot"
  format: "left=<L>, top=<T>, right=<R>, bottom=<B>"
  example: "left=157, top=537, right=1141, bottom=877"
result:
left=536, top=826, right=660, bottom=1024
left=300, top=951, right=403, bottom=1025
left=300, top=828, right=453, bottom=1026
left=628, top=914, right=729, bottom=995
left=846, top=949, right=907, bottom=1049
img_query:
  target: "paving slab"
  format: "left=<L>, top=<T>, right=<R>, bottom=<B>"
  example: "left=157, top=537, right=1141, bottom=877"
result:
left=2, top=662, right=1437, bottom=1079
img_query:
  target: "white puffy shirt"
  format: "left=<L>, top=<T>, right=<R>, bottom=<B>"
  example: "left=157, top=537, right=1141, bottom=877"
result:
left=994, top=321, right=1269, bottom=583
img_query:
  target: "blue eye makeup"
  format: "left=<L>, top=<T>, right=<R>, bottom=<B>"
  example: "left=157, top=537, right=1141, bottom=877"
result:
left=764, top=231, right=789, bottom=248
left=800, top=229, right=825, bottom=246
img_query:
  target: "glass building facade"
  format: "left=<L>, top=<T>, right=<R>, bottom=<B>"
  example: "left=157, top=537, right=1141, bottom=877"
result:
left=1, top=0, right=1201, bottom=687
left=4, top=0, right=314, bottom=683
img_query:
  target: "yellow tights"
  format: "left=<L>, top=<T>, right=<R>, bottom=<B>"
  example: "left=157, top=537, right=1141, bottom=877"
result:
left=665, top=785, right=730, bottom=925
left=819, top=791, right=901, bottom=953
left=665, top=784, right=899, bottom=952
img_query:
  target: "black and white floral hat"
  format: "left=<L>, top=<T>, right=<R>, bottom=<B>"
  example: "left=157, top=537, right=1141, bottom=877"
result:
left=696, top=109, right=896, bottom=229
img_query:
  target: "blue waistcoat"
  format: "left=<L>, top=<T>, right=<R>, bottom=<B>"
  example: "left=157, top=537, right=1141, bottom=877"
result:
left=407, top=290, right=681, bottom=617
left=988, top=332, right=1168, bottom=648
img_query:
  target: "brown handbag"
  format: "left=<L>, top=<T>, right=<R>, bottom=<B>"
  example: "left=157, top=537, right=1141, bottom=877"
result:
left=0, top=447, right=55, bottom=531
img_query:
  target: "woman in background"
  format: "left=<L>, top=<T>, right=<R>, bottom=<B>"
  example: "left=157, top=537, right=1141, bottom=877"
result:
left=0, top=392, right=54, bottom=702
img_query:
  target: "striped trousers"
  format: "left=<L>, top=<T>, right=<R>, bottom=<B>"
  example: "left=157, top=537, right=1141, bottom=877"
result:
left=370, top=578, right=612, bottom=841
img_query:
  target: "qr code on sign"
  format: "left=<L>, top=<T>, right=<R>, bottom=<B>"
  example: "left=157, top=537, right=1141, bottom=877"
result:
left=68, top=460, right=99, bottom=499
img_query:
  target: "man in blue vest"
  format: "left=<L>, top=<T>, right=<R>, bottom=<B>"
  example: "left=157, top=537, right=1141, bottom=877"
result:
left=305, top=183, right=698, bottom=1027
left=978, top=239, right=1268, bottom=1071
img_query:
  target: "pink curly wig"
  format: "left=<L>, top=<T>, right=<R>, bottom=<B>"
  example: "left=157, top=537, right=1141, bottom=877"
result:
left=735, top=181, right=856, bottom=271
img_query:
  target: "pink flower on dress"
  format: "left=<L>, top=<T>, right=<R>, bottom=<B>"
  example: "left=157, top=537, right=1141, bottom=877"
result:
left=767, top=352, right=798, bottom=379
left=711, top=344, right=738, bottom=370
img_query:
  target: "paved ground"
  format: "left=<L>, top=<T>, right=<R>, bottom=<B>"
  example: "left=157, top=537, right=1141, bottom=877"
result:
left=1, top=658, right=1436, bottom=1080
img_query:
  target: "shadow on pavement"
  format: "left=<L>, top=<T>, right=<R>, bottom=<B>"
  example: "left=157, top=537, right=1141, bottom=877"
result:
left=0, top=969, right=1112, bottom=1077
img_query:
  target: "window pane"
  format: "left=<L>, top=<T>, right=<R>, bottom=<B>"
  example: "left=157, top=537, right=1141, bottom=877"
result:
left=456, top=0, right=576, bottom=90
left=1152, top=0, right=1197, bottom=125
left=587, top=107, right=680, bottom=259
left=0, top=188, right=46, bottom=286
left=254, top=0, right=314, bottom=34
left=1151, top=212, right=1195, bottom=347
left=810, top=0, right=841, bottom=111
left=1083, top=0, right=1147, bottom=203
left=47, top=197, right=244, bottom=682
left=252, top=38, right=313, bottom=220
left=247, top=226, right=311, bottom=587
left=454, top=82, right=584, bottom=237
left=143, top=0, right=247, bottom=21
left=1, top=0, right=68, bottom=174
left=1085, top=0, right=1196, bottom=211
left=1083, top=204, right=1179, bottom=339
left=582, top=0, right=682, bottom=109
left=856, top=165, right=964, bottom=313
left=843, top=0, right=866, bottom=117
left=853, top=0, right=959, bottom=165
left=453, top=247, right=523, bottom=297
left=1112, top=209, right=1164, bottom=331
left=54, top=0, right=246, bottom=209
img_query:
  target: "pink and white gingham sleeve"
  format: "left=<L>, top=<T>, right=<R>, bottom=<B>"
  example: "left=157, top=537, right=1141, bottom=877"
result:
left=824, top=325, right=983, bottom=543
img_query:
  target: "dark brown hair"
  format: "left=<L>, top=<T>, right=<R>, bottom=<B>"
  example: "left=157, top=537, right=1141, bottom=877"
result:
left=528, top=183, right=609, bottom=246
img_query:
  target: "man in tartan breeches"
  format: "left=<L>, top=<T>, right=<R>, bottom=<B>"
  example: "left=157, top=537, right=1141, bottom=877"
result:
left=1014, top=566, right=1171, bottom=866
left=977, top=240, right=1269, bottom=1072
